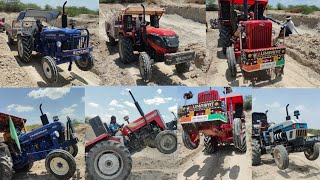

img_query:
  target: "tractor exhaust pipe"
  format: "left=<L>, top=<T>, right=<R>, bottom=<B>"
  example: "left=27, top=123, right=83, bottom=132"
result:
left=62, top=1, right=68, bottom=28
left=129, top=90, right=150, bottom=126
left=141, top=4, right=147, bottom=44
left=243, top=0, right=248, bottom=21
left=39, top=104, right=49, bottom=125
left=285, top=104, right=291, bottom=121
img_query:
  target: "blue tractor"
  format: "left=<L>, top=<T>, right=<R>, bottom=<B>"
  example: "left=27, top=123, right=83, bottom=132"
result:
left=0, top=104, right=79, bottom=179
left=6, top=1, right=95, bottom=83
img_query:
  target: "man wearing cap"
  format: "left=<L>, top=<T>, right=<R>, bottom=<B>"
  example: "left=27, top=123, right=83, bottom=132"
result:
left=281, top=16, right=299, bottom=37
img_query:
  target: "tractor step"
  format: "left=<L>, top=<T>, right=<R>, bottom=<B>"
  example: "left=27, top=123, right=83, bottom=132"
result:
left=164, top=50, right=195, bottom=65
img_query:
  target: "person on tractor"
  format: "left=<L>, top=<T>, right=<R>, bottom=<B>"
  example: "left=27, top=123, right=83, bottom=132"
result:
left=135, top=14, right=143, bottom=44
left=109, top=115, right=122, bottom=136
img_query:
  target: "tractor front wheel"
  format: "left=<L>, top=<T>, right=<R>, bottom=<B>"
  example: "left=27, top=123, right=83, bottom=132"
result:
left=252, top=139, right=262, bottom=166
left=155, top=130, right=177, bottom=154
left=204, top=136, right=218, bottom=154
left=76, top=54, right=95, bottom=71
left=13, top=162, right=33, bottom=173
left=86, top=140, right=132, bottom=180
left=0, top=144, right=13, bottom=180
left=175, top=62, right=191, bottom=74
left=304, top=143, right=320, bottom=161
left=17, top=36, right=32, bottom=63
left=233, top=118, right=246, bottom=152
left=7, top=34, right=14, bottom=45
left=273, top=145, right=289, bottom=170
left=227, top=47, right=237, bottom=78
left=139, top=52, right=153, bottom=82
left=45, top=149, right=76, bottom=179
left=41, top=56, right=58, bottom=84
left=182, top=129, right=200, bottom=150
left=65, top=144, right=78, bottom=157
left=118, top=35, right=134, bottom=64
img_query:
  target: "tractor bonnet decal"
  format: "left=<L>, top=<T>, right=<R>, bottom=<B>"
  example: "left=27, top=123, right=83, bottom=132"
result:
left=183, top=101, right=222, bottom=112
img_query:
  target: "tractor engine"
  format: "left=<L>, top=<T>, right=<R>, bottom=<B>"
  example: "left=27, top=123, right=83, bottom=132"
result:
left=146, top=27, right=179, bottom=55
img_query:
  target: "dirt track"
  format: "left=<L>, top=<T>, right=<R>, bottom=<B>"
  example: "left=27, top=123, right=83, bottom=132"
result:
left=206, top=11, right=320, bottom=87
left=177, top=111, right=252, bottom=179
left=98, top=3, right=206, bottom=86
left=13, top=124, right=87, bottom=180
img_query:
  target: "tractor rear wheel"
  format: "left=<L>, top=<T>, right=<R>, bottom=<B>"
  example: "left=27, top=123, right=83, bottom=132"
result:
left=139, top=52, right=153, bottom=82
left=155, top=130, right=177, bottom=154
left=65, top=144, right=78, bottom=157
left=17, top=36, right=32, bottom=63
left=273, top=145, right=289, bottom=170
left=45, top=149, right=76, bottom=179
left=233, top=118, right=246, bottom=152
left=13, top=162, right=33, bottom=173
left=219, top=26, right=232, bottom=55
left=75, top=54, right=95, bottom=71
left=118, top=35, right=134, bottom=64
left=252, top=139, right=262, bottom=166
left=175, top=62, right=191, bottom=74
left=0, top=144, right=13, bottom=180
left=182, top=129, right=200, bottom=150
left=41, top=56, right=58, bottom=84
left=86, top=140, right=132, bottom=180
left=304, top=143, right=320, bottom=161
left=204, top=136, right=218, bottom=154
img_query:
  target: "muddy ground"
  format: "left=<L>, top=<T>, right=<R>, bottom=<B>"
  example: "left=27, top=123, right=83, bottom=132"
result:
left=9, top=124, right=87, bottom=180
left=206, top=11, right=320, bottom=87
left=98, top=2, right=206, bottom=86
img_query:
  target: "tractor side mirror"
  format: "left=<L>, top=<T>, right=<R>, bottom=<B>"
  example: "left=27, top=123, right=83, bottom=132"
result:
left=294, top=110, right=300, bottom=119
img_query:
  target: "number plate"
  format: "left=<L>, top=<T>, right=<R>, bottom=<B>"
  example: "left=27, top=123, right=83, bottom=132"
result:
left=260, top=62, right=276, bottom=70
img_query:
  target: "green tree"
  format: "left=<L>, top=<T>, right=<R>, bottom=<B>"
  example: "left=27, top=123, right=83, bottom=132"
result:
left=276, top=3, right=286, bottom=10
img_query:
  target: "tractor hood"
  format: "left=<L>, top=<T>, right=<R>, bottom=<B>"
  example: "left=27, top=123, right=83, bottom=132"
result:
left=42, top=28, right=81, bottom=35
left=146, top=26, right=176, bottom=36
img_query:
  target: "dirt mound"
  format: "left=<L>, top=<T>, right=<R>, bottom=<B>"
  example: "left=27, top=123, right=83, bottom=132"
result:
left=162, top=3, right=206, bottom=23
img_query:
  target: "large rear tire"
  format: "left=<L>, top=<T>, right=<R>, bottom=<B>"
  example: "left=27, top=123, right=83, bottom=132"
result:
left=233, top=118, right=246, bottom=152
left=304, top=143, right=320, bottom=161
left=118, top=35, right=134, bottom=64
left=182, top=129, right=200, bottom=150
left=45, top=150, right=76, bottom=179
left=155, top=130, right=177, bottom=154
left=219, top=26, right=232, bottom=55
left=138, top=52, right=153, bottom=82
left=204, top=136, right=218, bottom=154
left=252, top=139, right=262, bottom=166
left=273, top=145, right=289, bottom=170
left=86, top=140, right=132, bottom=180
left=75, top=54, right=95, bottom=71
left=41, top=56, right=58, bottom=84
left=0, top=144, right=13, bottom=180
left=17, top=36, right=32, bottom=63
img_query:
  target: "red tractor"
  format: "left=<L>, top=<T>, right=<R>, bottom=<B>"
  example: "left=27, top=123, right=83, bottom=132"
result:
left=218, top=0, right=286, bottom=85
left=85, top=90, right=177, bottom=180
left=106, top=4, right=195, bottom=81
left=181, top=88, right=246, bottom=153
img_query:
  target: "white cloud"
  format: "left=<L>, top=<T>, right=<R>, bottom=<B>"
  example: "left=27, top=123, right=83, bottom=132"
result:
left=7, top=104, right=34, bottom=113
left=28, top=88, right=71, bottom=100
left=108, top=107, right=115, bottom=111
left=168, top=105, right=178, bottom=113
left=157, top=89, right=162, bottom=94
left=109, top=100, right=125, bottom=108
left=266, top=102, right=281, bottom=108
left=88, top=102, right=99, bottom=108
left=81, top=96, right=86, bottom=102
left=144, top=97, right=173, bottom=105
left=61, top=104, right=78, bottom=118
left=124, top=101, right=135, bottom=108
left=120, top=88, right=132, bottom=95
left=118, top=110, right=129, bottom=116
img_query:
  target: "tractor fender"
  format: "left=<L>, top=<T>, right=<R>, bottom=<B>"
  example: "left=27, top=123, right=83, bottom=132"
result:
left=85, top=134, right=120, bottom=153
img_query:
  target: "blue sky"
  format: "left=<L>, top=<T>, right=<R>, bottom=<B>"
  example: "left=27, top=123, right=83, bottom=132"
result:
left=0, top=88, right=85, bottom=125
left=85, top=86, right=178, bottom=125
left=177, top=87, right=252, bottom=107
left=253, top=88, right=320, bottom=129
left=21, top=0, right=98, bottom=10
left=269, top=0, right=320, bottom=6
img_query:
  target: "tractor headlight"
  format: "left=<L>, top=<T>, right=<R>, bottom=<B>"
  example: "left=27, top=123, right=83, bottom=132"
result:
left=54, top=131, right=60, bottom=138
left=56, top=41, right=62, bottom=48
left=272, top=30, right=276, bottom=36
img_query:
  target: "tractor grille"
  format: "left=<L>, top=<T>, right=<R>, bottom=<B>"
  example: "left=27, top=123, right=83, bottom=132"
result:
left=296, top=129, right=307, bottom=137
left=250, top=25, right=272, bottom=49
left=62, top=35, right=89, bottom=50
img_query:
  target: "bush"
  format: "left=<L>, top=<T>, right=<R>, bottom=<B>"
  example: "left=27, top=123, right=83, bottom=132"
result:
left=308, top=129, right=320, bottom=136
left=267, top=4, right=274, bottom=10
left=286, top=5, right=320, bottom=14
left=276, top=3, right=286, bottom=10
left=206, top=0, right=218, bottom=11
left=243, top=95, right=252, bottom=111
